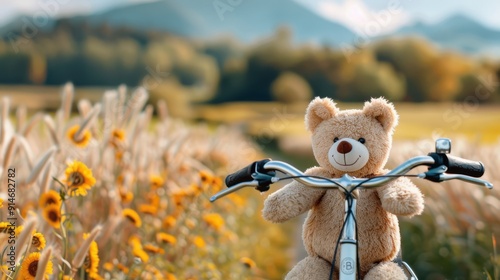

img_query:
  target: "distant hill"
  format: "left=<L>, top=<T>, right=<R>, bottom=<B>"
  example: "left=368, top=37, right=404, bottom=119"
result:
left=79, top=0, right=356, bottom=45
left=393, top=14, right=500, bottom=56
left=2, top=3, right=500, bottom=56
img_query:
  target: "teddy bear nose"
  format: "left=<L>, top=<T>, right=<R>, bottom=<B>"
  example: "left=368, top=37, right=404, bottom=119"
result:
left=337, top=141, right=352, bottom=154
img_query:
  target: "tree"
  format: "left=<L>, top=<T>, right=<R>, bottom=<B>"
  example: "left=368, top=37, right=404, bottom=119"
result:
left=271, top=71, right=312, bottom=103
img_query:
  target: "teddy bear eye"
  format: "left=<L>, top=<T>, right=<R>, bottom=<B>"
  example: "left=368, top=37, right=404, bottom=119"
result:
left=358, top=138, right=366, bottom=144
left=333, top=137, right=339, bottom=143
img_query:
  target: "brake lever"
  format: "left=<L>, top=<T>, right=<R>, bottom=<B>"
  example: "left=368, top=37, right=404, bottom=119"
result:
left=418, top=165, right=493, bottom=189
left=252, top=172, right=278, bottom=192
left=418, top=165, right=447, bottom=182
left=437, top=174, right=493, bottom=189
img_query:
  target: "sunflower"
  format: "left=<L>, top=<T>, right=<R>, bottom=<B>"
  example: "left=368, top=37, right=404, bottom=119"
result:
left=146, top=194, right=160, bottom=208
left=149, top=175, right=164, bottom=189
left=42, top=204, right=64, bottom=229
left=0, top=222, right=11, bottom=234
left=116, top=263, right=129, bottom=274
left=193, top=236, right=206, bottom=249
left=39, top=190, right=62, bottom=208
left=143, top=244, right=165, bottom=255
left=67, top=125, right=92, bottom=148
left=83, top=233, right=100, bottom=279
left=119, top=188, right=133, bottom=203
left=132, top=246, right=149, bottom=263
left=156, top=232, right=176, bottom=245
left=64, top=161, right=96, bottom=197
left=0, top=198, right=3, bottom=208
left=122, top=208, right=142, bottom=227
left=203, top=213, right=224, bottom=231
left=138, top=204, right=158, bottom=216
left=110, top=128, right=125, bottom=148
left=32, top=232, right=46, bottom=250
left=162, top=216, right=176, bottom=229
left=199, top=170, right=212, bottom=183
left=19, top=252, right=53, bottom=280
left=239, top=257, right=256, bottom=269
left=128, top=235, right=142, bottom=249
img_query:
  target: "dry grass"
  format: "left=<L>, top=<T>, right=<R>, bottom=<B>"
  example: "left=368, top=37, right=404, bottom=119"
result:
left=0, top=84, right=292, bottom=279
left=390, top=139, right=500, bottom=280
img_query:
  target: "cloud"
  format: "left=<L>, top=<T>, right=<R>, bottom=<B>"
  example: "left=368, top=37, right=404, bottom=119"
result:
left=302, top=0, right=412, bottom=35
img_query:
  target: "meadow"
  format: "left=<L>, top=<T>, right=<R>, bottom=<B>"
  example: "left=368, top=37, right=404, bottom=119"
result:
left=0, top=85, right=499, bottom=279
left=0, top=85, right=293, bottom=279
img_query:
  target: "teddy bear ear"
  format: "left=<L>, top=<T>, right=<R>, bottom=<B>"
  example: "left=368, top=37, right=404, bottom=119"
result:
left=363, top=97, right=399, bottom=133
left=305, top=97, right=339, bottom=132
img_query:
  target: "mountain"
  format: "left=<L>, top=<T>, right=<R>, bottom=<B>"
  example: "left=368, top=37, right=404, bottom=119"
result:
left=86, top=0, right=356, bottom=45
left=394, top=14, right=500, bottom=55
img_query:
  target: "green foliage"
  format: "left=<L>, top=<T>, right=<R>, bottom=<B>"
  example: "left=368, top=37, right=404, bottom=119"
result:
left=271, top=71, right=312, bottom=103
left=1, top=20, right=500, bottom=104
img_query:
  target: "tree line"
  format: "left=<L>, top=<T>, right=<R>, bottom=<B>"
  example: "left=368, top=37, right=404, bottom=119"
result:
left=1, top=20, right=499, bottom=103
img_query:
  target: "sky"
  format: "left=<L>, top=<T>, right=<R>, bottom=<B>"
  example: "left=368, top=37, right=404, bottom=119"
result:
left=1, top=0, right=500, bottom=34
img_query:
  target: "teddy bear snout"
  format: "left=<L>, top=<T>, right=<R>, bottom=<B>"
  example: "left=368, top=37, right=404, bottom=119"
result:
left=337, top=141, right=352, bottom=154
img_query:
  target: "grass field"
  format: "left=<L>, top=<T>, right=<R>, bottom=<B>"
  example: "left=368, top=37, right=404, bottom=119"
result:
left=1, top=85, right=498, bottom=279
left=2, top=86, right=498, bottom=144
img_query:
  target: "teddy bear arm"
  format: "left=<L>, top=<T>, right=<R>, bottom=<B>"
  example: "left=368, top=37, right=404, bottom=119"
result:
left=262, top=168, right=327, bottom=223
left=377, top=176, right=424, bottom=217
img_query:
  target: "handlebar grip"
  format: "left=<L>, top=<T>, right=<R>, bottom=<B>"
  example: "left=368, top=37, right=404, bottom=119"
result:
left=428, top=153, right=485, bottom=177
left=225, top=159, right=271, bottom=188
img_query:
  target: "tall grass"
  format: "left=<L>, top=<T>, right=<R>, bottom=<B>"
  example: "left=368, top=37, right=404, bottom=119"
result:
left=0, top=84, right=292, bottom=279
left=391, top=140, right=500, bottom=280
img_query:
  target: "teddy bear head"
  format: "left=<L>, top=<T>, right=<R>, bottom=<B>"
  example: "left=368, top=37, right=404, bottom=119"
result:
left=305, top=97, right=398, bottom=177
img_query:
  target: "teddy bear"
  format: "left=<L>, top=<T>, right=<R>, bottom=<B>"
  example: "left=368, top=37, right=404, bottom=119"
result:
left=262, top=97, right=424, bottom=280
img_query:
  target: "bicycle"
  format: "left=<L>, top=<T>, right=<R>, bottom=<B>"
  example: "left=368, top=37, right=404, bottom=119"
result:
left=210, top=138, right=494, bottom=280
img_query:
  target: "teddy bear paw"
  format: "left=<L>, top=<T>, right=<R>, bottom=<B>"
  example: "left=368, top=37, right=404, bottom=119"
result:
left=382, top=188, right=424, bottom=217
left=364, top=262, right=407, bottom=280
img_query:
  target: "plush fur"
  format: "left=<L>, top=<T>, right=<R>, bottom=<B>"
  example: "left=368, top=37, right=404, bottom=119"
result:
left=263, top=97, right=424, bottom=280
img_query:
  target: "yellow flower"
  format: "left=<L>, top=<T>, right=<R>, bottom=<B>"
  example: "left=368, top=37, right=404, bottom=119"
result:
left=32, top=232, right=46, bottom=250
left=240, top=257, right=256, bottom=269
left=0, top=198, right=3, bottom=208
left=203, top=213, right=224, bottom=231
left=110, top=128, right=125, bottom=148
left=143, top=244, right=165, bottom=255
left=138, top=204, right=158, bottom=216
left=132, top=246, right=149, bottom=263
left=162, top=216, right=176, bottom=229
left=193, top=236, right=206, bottom=249
left=67, top=125, right=92, bottom=148
left=103, top=262, right=114, bottom=271
left=128, top=235, right=142, bottom=249
left=116, top=263, right=129, bottom=274
left=212, top=177, right=223, bottom=188
left=19, top=252, right=53, bottom=280
left=21, top=202, right=36, bottom=218
left=157, top=232, right=177, bottom=245
left=15, top=225, right=25, bottom=236
left=0, top=222, right=11, bottom=233
left=149, top=175, right=165, bottom=189
left=42, top=204, right=64, bottom=229
left=165, top=273, right=177, bottom=280
left=199, top=170, right=212, bottom=184
left=83, top=233, right=100, bottom=279
left=122, top=209, right=142, bottom=227
left=65, top=161, right=96, bottom=197
left=147, top=193, right=160, bottom=208
left=39, top=190, right=62, bottom=208
left=119, top=188, right=134, bottom=203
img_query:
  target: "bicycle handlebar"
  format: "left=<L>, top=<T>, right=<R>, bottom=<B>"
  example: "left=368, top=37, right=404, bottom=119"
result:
left=210, top=153, right=493, bottom=202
